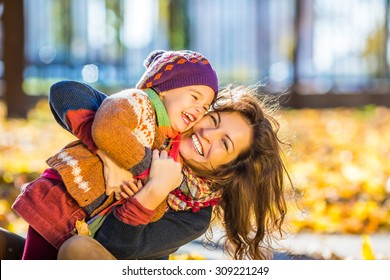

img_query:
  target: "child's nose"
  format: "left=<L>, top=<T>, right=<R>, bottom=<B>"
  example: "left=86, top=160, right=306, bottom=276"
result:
left=195, top=105, right=207, bottom=114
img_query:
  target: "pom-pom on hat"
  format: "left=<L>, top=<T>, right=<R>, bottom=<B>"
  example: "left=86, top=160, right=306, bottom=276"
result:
left=136, top=50, right=218, bottom=96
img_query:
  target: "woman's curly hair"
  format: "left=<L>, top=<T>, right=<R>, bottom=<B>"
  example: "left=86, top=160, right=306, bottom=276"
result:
left=187, top=84, right=293, bottom=260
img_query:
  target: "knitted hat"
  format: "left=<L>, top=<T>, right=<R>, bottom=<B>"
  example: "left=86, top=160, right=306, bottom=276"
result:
left=136, top=50, right=218, bottom=96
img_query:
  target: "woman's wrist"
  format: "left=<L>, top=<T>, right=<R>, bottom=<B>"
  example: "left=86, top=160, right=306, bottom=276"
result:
left=134, top=180, right=168, bottom=210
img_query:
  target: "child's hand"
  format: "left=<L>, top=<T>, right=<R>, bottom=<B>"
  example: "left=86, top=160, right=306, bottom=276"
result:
left=120, top=179, right=144, bottom=199
left=96, top=149, right=134, bottom=198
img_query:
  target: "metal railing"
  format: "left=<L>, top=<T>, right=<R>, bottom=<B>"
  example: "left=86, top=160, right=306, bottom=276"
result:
left=4, top=0, right=389, bottom=107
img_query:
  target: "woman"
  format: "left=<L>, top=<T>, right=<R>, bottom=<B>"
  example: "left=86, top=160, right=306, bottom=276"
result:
left=49, top=82, right=293, bottom=260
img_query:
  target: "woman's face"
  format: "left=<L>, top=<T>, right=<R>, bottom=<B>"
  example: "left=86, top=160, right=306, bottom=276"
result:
left=179, top=111, right=252, bottom=170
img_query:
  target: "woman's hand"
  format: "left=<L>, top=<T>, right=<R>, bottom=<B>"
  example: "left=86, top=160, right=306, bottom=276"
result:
left=148, top=149, right=183, bottom=193
left=96, top=149, right=134, bottom=199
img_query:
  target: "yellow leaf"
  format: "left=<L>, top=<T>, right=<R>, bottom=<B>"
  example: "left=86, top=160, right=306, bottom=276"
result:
left=361, top=234, right=375, bottom=260
left=169, top=253, right=206, bottom=260
left=75, top=219, right=91, bottom=236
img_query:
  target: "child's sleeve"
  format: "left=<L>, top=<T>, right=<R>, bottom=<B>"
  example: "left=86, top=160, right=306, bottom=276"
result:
left=49, top=80, right=107, bottom=152
left=92, top=89, right=155, bottom=176
left=114, top=197, right=156, bottom=226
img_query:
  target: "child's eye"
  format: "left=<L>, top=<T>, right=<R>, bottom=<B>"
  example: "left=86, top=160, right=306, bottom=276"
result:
left=192, top=95, right=198, bottom=100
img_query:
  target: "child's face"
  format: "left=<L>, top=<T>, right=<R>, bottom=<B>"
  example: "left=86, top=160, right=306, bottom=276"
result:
left=160, top=85, right=215, bottom=132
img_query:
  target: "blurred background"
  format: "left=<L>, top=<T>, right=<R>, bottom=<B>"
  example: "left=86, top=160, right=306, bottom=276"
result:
left=1, top=0, right=390, bottom=260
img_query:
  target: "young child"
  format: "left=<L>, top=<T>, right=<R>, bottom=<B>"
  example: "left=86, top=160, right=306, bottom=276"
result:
left=12, top=50, right=220, bottom=259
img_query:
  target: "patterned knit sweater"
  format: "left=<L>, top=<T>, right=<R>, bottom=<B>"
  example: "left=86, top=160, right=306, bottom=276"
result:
left=47, top=88, right=174, bottom=218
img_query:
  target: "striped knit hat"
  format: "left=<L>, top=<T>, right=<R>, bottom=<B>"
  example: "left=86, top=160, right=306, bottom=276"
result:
left=136, top=50, right=218, bottom=96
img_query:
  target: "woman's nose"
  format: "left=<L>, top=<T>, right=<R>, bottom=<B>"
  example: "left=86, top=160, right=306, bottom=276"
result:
left=201, top=127, right=221, bottom=142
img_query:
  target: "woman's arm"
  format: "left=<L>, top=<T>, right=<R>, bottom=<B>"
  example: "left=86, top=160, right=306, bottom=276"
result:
left=49, top=80, right=107, bottom=152
left=95, top=150, right=207, bottom=260
left=95, top=207, right=212, bottom=260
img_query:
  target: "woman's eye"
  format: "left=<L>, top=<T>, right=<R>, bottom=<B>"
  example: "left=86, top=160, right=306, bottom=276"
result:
left=222, top=139, right=228, bottom=151
left=210, top=115, right=217, bottom=126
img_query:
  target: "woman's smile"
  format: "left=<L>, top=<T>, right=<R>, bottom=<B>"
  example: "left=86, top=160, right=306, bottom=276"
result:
left=190, top=134, right=204, bottom=156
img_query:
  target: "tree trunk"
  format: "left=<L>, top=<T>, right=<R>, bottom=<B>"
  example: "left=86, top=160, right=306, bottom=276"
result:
left=168, top=0, right=189, bottom=49
left=3, top=0, right=32, bottom=118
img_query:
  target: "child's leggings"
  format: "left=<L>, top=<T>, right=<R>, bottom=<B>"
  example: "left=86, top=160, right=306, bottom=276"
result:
left=22, top=226, right=58, bottom=260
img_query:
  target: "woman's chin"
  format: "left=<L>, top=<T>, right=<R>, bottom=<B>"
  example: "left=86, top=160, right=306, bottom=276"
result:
left=181, top=152, right=200, bottom=163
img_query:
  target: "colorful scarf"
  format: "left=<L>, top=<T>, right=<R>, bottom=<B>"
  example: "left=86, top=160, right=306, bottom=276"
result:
left=167, top=166, right=221, bottom=212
